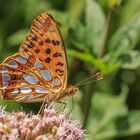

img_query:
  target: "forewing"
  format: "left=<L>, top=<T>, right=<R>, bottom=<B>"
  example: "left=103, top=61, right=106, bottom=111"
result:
left=19, top=12, right=68, bottom=91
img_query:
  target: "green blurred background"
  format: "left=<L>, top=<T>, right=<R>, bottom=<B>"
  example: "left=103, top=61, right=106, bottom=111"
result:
left=1, top=0, right=140, bottom=139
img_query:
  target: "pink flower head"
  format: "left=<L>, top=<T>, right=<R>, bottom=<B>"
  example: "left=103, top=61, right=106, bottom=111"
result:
left=0, top=105, right=85, bottom=140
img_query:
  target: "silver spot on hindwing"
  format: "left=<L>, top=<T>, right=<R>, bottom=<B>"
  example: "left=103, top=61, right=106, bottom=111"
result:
left=16, top=56, right=27, bottom=64
left=21, top=86, right=32, bottom=94
left=35, top=87, right=48, bottom=93
left=2, top=67, right=8, bottom=73
left=34, top=61, right=43, bottom=68
left=7, top=60, right=18, bottom=68
left=40, top=70, right=52, bottom=81
left=2, top=74, right=10, bottom=82
left=23, top=74, right=39, bottom=84
left=11, top=89, right=19, bottom=96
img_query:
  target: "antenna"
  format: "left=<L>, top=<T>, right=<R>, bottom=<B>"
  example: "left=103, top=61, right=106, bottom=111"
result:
left=75, top=72, right=103, bottom=87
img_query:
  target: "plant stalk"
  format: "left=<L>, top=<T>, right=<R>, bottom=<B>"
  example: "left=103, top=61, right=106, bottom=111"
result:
left=82, top=6, right=116, bottom=129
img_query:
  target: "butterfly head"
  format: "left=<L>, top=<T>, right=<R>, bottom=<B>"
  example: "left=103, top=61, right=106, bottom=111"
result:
left=66, top=85, right=79, bottom=96
left=57, top=85, right=79, bottom=101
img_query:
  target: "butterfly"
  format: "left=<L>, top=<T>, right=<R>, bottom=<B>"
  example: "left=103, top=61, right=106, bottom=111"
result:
left=0, top=12, right=79, bottom=103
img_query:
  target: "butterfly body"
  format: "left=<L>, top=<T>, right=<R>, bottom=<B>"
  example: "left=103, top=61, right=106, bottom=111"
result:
left=0, top=12, right=78, bottom=103
left=55, top=86, right=79, bottom=101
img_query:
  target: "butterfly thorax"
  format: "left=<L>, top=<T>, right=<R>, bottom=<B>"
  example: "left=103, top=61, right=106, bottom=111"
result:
left=56, top=85, right=79, bottom=101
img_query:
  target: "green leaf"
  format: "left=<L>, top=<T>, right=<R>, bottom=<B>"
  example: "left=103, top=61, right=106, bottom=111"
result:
left=51, top=10, right=87, bottom=50
left=23, top=0, right=48, bottom=22
left=67, top=0, right=85, bottom=19
left=50, top=10, right=70, bottom=41
left=119, top=0, right=140, bottom=25
left=89, top=84, right=129, bottom=139
left=121, top=51, right=140, bottom=69
left=0, top=98, right=41, bottom=113
left=86, top=0, right=105, bottom=55
left=94, top=110, right=140, bottom=139
left=51, top=10, right=92, bottom=53
left=67, top=49, right=117, bottom=74
left=108, top=12, right=140, bottom=62
left=7, top=29, right=28, bottom=47
left=108, top=0, right=122, bottom=7
left=50, top=10, right=69, bottom=24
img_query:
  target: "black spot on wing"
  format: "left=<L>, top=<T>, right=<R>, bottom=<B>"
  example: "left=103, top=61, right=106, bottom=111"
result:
left=53, top=52, right=62, bottom=57
left=56, top=69, right=64, bottom=76
left=31, top=35, right=38, bottom=41
left=45, top=39, right=51, bottom=43
left=39, top=41, right=44, bottom=46
left=52, top=40, right=60, bottom=46
left=56, top=62, right=64, bottom=66
left=27, top=42, right=35, bottom=48
left=45, top=57, right=51, bottom=63
left=45, top=48, right=51, bottom=54
left=11, top=75, right=16, bottom=80
left=35, top=49, right=40, bottom=53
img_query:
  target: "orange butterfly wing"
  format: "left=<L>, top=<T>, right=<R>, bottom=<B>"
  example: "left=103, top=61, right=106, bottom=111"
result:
left=0, top=12, right=68, bottom=102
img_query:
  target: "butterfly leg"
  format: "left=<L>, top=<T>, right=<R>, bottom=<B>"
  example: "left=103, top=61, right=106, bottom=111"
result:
left=37, top=94, right=50, bottom=115
left=67, top=96, right=75, bottom=117
left=55, top=98, right=66, bottom=113
left=58, top=96, right=75, bottom=117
